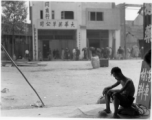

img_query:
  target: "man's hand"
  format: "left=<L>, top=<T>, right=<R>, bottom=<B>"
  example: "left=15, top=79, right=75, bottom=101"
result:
left=102, top=87, right=111, bottom=96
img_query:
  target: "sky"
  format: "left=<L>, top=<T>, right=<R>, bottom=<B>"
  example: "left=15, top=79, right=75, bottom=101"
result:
left=25, top=0, right=152, bottom=23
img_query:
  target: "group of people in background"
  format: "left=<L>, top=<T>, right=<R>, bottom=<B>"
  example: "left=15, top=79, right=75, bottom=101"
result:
left=82, top=47, right=112, bottom=60
left=117, top=45, right=144, bottom=60
left=61, top=47, right=80, bottom=60
left=47, top=47, right=80, bottom=61
left=43, top=44, right=144, bottom=61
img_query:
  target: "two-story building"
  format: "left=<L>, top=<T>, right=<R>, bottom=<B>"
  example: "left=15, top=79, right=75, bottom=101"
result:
left=30, top=1, right=124, bottom=60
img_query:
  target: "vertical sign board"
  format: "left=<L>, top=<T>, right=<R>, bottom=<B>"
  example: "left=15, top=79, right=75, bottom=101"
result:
left=136, top=61, right=151, bottom=108
left=136, top=3, right=151, bottom=109
left=44, top=1, right=51, bottom=19
left=33, top=25, right=37, bottom=60
left=143, top=3, right=151, bottom=55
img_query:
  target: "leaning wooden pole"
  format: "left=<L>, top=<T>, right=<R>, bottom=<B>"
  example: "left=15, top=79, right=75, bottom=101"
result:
left=1, top=44, right=45, bottom=107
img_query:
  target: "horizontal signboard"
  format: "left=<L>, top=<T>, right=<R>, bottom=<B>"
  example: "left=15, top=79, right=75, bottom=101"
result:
left=37, top=20, right=77, bottom=29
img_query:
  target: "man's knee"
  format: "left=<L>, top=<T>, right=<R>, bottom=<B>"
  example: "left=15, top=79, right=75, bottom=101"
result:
left=106, top=90, right=113, bottom=97
left=112, top=93, right=120, bottom=101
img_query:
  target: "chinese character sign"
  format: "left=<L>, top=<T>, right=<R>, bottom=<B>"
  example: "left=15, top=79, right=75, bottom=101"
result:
left=143, top=3, right=151, bottom=55
left=44, top=2, right=50, bottom=19
left=136, top=61, right=151, bottom=108
left=38, top=20, right=77, bottom=29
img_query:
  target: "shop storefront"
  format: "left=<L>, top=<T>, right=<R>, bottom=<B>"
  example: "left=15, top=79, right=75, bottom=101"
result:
left=36, top=19, right=78, bottom=60
left=38, top=29, right=76, bottom=60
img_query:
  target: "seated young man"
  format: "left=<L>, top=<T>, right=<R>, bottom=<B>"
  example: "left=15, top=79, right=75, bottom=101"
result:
left=102, top=67, right=135, bottom=118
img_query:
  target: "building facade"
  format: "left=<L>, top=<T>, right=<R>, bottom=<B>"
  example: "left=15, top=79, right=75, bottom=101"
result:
left=30, top=1, right=123, bottom=60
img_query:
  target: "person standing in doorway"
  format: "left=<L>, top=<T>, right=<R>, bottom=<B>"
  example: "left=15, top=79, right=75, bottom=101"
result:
left=72, top=47, right=76, bottom=60
left=25, top=49, right=29, bottom=60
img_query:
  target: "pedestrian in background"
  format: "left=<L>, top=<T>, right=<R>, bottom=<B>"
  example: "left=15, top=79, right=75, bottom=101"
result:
left=76, top=47, right=80, bottom=61
left=101, top=48, right=104, bottom=58
left=65, top=48, right=68, bottom=60
left=48, top=48, right=52, bottom=61
left=120, top=47, right=124, bottom=59
left=67, top=48, right=71, bottom=60
left=25, top=49, right=29, bottom=60
left=117, top=46, right=123, bottom=60
left=61, top=48, right=65, bottom=60
left=72, top=47, right=76, bottom=60
left=126, top=47, right=131, bottom=59
left=109, top=47, right=112, bottom=59
left=82, top=48, right=88, bottom=60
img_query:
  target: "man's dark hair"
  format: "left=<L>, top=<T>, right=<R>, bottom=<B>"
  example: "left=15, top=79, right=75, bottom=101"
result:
left=111, top=67, right=122, bottom=75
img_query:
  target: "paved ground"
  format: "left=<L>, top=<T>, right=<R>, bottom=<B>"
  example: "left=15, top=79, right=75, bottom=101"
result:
left=1, top=59, right=142, bottom=111
left=1, top=103, right=150, bottom=119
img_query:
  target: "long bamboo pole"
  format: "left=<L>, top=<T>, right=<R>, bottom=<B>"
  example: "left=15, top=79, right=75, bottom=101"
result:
left=1, top=44, right=45, bottom=107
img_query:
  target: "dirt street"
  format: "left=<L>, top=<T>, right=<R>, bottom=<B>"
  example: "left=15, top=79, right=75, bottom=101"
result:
left=1, top=60, right=142, bottom=110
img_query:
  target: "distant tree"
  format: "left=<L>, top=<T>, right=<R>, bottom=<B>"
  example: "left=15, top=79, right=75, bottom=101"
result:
left=2, top=1, right=28, bottom=57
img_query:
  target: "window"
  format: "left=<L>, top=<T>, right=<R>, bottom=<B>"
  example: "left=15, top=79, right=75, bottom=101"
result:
left=90, top=12, right=95, bottom=21
left=52, top=10, right=55, bottom=19
left=40, top=10, right=43, bottom=19
left=61, top=11, right=74, bottom=19
left=90, top=12, right=103, bottom=21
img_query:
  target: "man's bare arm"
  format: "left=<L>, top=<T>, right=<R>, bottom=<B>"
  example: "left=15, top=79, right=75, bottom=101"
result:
left=103, top=82, right=120, bottom=95
left=109, top=81, right=120, bottom=89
